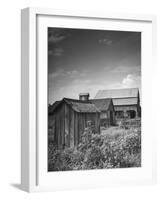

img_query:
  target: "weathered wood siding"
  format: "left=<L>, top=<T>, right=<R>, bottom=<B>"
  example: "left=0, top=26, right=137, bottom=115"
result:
left=99, top=102, right=115, bottom=127
left=74, top=112, right=100, bottom=147
left=109, top=102, right=115, bottom=125
left=64, top=103, right=69, bottom=147
left=115, top=105, right=138, bottom=117
left=49, top=102, right=100, bottom=149
left=52, top=103, right=65, bottom=149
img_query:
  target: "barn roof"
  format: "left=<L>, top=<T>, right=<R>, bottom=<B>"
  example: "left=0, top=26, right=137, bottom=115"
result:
left=95, top=88, right=139, bottom=99
left=90, top=98, right=112, bottom=111
left=112, top=98, right=138, bottom=106
left=64, top=98, right=100, bottom=113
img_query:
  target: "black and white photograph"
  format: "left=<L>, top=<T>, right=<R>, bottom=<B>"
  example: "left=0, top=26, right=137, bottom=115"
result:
left=48, top=27, right=141, bottom=172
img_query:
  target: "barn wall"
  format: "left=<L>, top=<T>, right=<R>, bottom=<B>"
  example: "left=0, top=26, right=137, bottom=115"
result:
left=109, top=103, right=115, bottom=125
left=55, top=104, right=65, bottom=149
left=75, top=112, right=100, bottom=147
left=48, top=114, right=56, bottom=144
left=48, top=103, right=65, bottom=149
left=87, top=113, right=100, bottom=132
left=96, top=113, right=100, bottom=133
left=76, top=112, right=100, bottom=147
left=64, top=103, right=75, bottom=148
left=115, top=105, right=137, bottom=111
left=100, top=110, right=114, bottom=127
left=99, top=102, right=115, bottom=127
left=78, top=113, right=84, bottom=144
left=64, top=103, right=70, bottom=147
left=74, top=111, right=78, bottom=146
left=114, top=105, right=138, bottom=118
left=70, top=109, right=75, bottom=148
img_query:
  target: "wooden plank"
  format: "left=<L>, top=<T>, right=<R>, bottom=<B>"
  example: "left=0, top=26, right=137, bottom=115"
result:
left=59, top=107, right=62, bottom=148
left=70, top=109, right=74, bottom=148
left=98, top=113, right=101, bottom=133
left=78, top=114, right=82, bottom=144
left=78, top=113, right=83, bottom=144
left=61, top=105, right=64, bottom=148
left=61, top=104, right=65, bottom=148
left=55, top=111, right=58, bottom=149
left=96, top=113, right=99, bottom=133
left=75, top=112, right=78, bottom=146
left=65, top=103, right=69, bottom=147
left=68, top=105, right=71, bottom=147
left=57, top=110, right=60, bottom=149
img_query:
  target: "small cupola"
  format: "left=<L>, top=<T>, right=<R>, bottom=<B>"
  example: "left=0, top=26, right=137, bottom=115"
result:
left=79, top=93, right=90, bottom=101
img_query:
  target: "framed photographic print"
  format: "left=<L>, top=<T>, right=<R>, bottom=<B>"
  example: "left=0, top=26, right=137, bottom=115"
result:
left=21, top=8, right=156, bottom=192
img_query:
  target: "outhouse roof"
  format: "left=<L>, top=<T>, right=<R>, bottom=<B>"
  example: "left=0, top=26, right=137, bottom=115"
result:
left=49, top=98, right=101, bottom=114
left=64, top=98, right=100, bottom=113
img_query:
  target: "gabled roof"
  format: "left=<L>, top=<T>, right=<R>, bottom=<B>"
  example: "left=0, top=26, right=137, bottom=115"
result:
left=49, top=98, right=100, bottom=114
left=65, top=98, right=100, bottom=113
left=95, top=88, right=139, bottom=99
left=90, top=98, right=112, bottom=111
left=112, top=98, right=138, bottom=106
left=48, top=101, right=61, bottom=114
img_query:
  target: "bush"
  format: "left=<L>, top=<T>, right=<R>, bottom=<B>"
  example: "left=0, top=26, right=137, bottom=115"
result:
left=48, top=122, right=141, bottom=171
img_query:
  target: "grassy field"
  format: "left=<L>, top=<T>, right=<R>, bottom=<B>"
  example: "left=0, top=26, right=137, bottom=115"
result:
left=48, top=119, right=141, bottom=171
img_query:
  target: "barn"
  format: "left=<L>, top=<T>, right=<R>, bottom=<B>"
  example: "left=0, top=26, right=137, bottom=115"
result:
left=90, top=98, right=115, bottom=127
left=95, top=88, right=141, bottom=119
left=48, top=97, right=100, bottom=149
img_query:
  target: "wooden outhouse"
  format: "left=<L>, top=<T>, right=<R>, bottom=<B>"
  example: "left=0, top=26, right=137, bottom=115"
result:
left=48, top=98, right=100, bottom=149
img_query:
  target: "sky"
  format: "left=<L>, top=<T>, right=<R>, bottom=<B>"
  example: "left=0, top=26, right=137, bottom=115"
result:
left=48, top=28, right=141, bottom=104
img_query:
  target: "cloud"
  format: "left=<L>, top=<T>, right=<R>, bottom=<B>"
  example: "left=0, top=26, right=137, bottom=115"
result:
left=105, top=74, right=141, bottom=90
left=67, top=70, right=78, bottom=77
left=48, top=29, right=70, bottom=44
left=66, top=69, right=88, bottom=78
left=121, top=74, right=142, bottom=103
left=49, top=68, right=89, bottom=81
left=122, top=74, right=141, bottom=88
left=111, top=65, right=141, bottom=74
left=48, top=47, right=64, bottom=57
left=48, top=35, right=66, bottom=43
left=49, top=69, right=66, bottom=79
left=99, top=38, right=113, bottom=45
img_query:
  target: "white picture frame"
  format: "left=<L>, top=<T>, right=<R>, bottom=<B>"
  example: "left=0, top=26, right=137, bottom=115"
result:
left=21, top=7, right=157, bottom=192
